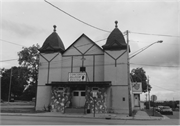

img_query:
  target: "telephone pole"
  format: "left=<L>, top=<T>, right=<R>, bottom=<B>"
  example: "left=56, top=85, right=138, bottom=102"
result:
left=147, top=76, right=150, bottom=109
left=127, top=30, right=132, bottom=116
left=8, top=67, right=13, bottom=103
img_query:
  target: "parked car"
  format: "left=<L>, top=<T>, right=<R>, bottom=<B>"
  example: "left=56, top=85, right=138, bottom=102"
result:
left=10, top=97, right=14, bottom=102
left=156, top=106, right=164, bottom=112
left=160, top=106, right=173, bottom=115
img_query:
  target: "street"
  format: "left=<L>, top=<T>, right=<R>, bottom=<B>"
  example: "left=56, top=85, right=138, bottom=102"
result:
left=1, top=115, right=180, bottom=125
left=164, top=111, right=179, bottom=119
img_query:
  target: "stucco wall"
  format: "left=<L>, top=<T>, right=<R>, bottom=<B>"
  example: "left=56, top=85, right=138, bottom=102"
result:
left=104, top=50, right=128, bottom=85
left=62, top=35, right=104, bottom=82
left=111, top=86, right=129, bottom=114
left=36, top=86, right=51, bottom=110
left=104, top=50, right=129, bottom=114
left=36, top=52, right=62, bottom=110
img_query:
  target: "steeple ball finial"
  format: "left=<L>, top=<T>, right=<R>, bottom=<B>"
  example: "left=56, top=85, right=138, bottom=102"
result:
left=53, top=25, right=57, bottom=32
left=115, top=21, right=118, bottom=28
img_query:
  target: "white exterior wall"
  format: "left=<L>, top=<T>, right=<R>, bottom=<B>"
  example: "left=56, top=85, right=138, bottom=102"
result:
left=104, top=50, right=129, bottom=114
left=36, top=52, right=62, bottom=110
left=62, top=35, right=104, bottom=82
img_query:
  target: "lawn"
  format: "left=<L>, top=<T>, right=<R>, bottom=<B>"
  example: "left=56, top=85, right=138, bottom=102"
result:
left=0, top=101, right=45, bottom=113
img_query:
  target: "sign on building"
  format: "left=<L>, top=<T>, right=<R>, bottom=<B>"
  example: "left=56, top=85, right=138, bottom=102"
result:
left=69, top=72, right=87, bottom=82
left=132, top=82, right=142, bottom=93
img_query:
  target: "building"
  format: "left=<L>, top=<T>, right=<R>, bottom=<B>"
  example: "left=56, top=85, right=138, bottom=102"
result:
left=36, top=21, right=133, bottom=114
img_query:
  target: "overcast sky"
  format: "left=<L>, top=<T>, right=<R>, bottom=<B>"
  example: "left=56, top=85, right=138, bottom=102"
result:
left=1, top=0, right=180, bottom=101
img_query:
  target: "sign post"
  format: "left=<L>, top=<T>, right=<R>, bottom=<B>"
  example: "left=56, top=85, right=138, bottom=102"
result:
left=151, top=95, right=157, bottom=116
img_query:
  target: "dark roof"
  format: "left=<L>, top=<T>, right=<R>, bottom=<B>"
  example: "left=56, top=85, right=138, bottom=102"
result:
left=46, top=81, right=111, bottom=87
left=102, top=21, right=127, bottom=50
left=39, top=25, right=65, bottom=53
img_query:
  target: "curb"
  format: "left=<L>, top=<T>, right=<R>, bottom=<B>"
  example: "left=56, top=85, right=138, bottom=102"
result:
left=0, top=113, right=163, bottom=120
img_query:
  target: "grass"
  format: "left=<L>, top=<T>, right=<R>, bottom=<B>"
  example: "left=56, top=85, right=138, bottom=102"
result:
left=1, top=101, right=45, bottom=113
left=1, top=108, right=46, bottom=113
left=144, top=109, right=163, bottom=117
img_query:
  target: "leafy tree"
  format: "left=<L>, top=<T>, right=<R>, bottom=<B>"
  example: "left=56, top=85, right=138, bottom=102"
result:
left=1, top=66, right=29, bottom=101
left=17, top=44, right=40, bottom=100
left=130, top=67, right=151, bottom=92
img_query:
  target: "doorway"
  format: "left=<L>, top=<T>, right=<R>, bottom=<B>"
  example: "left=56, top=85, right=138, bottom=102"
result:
left=72, top=90, right=86, bottom=108
left=134, top=94, right=140, bottom=107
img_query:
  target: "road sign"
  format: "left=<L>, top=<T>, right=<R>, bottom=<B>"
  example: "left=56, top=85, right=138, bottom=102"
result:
left=151, top=95, right=157, bottom=101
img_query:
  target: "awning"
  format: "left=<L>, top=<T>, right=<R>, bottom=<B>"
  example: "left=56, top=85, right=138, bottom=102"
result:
left=46, top=81, right=111, bottom=87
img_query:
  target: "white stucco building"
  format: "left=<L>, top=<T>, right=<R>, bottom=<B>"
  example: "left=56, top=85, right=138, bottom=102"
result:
left=35, top=22, right=135, bottom=114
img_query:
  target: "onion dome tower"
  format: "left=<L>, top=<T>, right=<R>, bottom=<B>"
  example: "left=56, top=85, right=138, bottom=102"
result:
left=39, top=25, right=65, bottom=53
left=102, top=21, right=127, bottom=50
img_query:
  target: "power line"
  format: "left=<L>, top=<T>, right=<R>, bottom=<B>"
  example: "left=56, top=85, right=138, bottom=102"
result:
left=151, top=84, right=180, bottom=92
left=0, top=39, right=26, bottom=47
left=44, top=0, right=110, bottom=33
left=0, top=59, right=18, bottom=62
left=130, top=31, right=180, bottom=38
left=130, top=63, right=179, bottom=68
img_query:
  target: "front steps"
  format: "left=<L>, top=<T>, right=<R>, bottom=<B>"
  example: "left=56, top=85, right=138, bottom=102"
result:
left=65, top=108, right=85, bottom=114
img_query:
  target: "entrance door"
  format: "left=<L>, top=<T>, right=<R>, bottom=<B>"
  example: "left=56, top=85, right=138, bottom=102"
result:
left=72, top=90, right=86, bottom=108
left=134, top=94, right=140, bottom=107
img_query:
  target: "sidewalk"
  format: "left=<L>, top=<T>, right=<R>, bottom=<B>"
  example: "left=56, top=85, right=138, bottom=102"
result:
left=0, top=110, right=163, bottom=120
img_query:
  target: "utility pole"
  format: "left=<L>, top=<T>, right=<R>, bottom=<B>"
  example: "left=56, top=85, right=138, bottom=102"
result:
left=8, top=67, right=13, bottom=103
left=147, top=76, right=150, bottom=109
left=127, top=30, right=132, bottom=116
left=145, top=93, right=147, bottom=108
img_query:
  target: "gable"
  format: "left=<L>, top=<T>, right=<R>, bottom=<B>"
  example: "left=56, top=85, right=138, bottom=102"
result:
left=63, top=34, right=103, bottom=56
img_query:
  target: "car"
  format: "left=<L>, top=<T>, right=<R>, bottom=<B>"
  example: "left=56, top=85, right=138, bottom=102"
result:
left=10, top=97, right=14, bottom=102
left=160, top=106, right=173, bottom=115
left=156, top=106, right=164, bottom=112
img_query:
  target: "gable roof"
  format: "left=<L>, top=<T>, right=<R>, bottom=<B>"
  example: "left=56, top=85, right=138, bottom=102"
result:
left=39, top=25, right=65, bottom=53
left=63, top=33, right=103, bottom=54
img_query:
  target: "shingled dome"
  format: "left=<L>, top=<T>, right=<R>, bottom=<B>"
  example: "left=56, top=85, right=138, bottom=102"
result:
left=39, top=25, right=65, bottom=53
left=102, top=21, right=127, bottom=50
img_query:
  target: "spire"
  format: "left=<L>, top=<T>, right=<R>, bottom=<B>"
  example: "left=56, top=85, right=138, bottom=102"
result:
left=53, top=25, right=57, bottom=32
left=115, top=21, right=118, bottom=28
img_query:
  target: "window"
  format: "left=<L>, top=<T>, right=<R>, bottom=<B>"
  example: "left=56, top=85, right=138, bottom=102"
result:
left=81, top=92, right=85, bottom=96
left=73, top=92, right=79, bottom=96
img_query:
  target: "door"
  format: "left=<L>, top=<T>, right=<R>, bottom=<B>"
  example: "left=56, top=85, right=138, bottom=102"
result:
left=72, top=90, right=86, bottom=108
left=134, top=94, right=140, bottom=107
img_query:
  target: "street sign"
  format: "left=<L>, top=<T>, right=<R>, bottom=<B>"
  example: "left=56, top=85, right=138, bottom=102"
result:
left=151, top=95, right=157, bottom=101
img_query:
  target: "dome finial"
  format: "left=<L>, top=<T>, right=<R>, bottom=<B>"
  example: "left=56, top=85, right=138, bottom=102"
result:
left=53, top=25, right=57, bottom=32
left=115, top=21, right=118, bottom=28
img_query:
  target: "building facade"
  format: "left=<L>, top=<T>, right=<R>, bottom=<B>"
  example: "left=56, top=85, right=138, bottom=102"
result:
left=36, top=22, right=132, bottom=114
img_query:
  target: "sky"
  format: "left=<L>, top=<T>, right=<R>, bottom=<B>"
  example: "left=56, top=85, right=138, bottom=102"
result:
left=0, top=0, right=180, bottom=101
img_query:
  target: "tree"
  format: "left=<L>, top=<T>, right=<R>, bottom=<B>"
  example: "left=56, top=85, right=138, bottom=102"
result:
left=130, top=67, right=151, bottom=92
left=17, top=44, right=40, bottom=100
left=1, top=66, right=29, bottom=101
